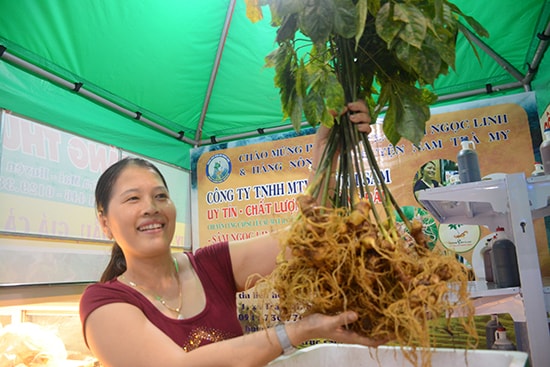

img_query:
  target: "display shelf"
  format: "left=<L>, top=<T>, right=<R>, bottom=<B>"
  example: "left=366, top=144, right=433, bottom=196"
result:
left=466, top=280, right=520, bottom=298
left=418, top=173, right=550, bottom=367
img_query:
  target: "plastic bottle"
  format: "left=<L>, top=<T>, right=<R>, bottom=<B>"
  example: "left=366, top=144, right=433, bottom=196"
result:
left=540, top=130, right=550, bottom=175
left=457, top=137, right=481, bottom=183
left=490, top=227, right=520, bottom=288
left=491, top=326, right=516, bottom=350
left=514, top=321, right=528, bottom=353
left=485, top=314, right=503, bottom=349
left=531, top=162, right=545, bottom=177
left=480, top=237, right=494, bottom=283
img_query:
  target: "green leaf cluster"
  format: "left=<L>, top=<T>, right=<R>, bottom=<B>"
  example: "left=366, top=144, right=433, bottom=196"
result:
left=251, top=0, right=488, bottom=145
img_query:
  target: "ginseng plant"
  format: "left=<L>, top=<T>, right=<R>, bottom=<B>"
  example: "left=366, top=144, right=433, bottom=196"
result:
left=246, top=1, right=488, bottom=365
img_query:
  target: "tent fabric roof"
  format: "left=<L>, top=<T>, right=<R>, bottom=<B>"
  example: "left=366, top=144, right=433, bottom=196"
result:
left=0, top=0, right=549, bottom=170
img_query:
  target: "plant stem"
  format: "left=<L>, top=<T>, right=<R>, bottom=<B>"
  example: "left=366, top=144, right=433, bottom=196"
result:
left=311, top=34, right=413, bottom=239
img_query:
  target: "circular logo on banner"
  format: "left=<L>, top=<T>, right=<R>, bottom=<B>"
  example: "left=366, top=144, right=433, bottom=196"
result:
left=206, top=153, right=232, bottom=184
left=438, top=223, right=480, bottom=253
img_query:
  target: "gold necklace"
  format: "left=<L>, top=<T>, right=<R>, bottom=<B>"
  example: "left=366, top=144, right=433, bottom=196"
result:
left=120, top=256, right=184, bottom=319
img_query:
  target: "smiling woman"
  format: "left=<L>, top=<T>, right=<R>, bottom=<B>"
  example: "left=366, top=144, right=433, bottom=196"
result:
left=78, top=103, right=385, bottom=367
left=414, top=161, right=441, bottom=200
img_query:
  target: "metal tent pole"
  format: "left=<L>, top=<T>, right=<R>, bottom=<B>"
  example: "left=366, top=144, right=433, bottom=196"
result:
left=436, top=82, right=525, bottom=102
left=523, top=18, right=550, bottom=85
left=198, top=121, right=311, bottom=145
left=0, top=45, right=196, bottom=145
left=194, top=0, right=236, bottom=145
left=459, top=26, right=528, bottom=88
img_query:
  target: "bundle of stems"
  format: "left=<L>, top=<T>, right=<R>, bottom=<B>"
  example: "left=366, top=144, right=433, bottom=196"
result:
left=310, top=35, right=408, bottom=233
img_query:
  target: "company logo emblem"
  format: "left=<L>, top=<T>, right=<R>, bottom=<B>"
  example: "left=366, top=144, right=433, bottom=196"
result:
left=206, top=153, right=232, bottom=183
left=439, top=223, right=480, bottom=253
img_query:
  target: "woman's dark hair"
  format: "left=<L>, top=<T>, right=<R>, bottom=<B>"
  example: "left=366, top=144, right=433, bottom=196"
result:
left=97, top=157, right=168, bottom=282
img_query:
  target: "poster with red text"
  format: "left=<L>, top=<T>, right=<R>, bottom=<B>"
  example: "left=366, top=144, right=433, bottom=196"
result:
left=0, top=110, right=189, bottom=246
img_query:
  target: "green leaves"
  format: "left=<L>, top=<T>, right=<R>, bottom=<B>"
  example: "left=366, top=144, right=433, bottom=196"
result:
left=377, top=3, right=427, bottom=49
left=298, top=0, right=357, bottom=44
left=247, top=0, right=488, bottom=146
left=266, top=43, right=303, bottom=131
left=384, top=82, right=432, bottom=145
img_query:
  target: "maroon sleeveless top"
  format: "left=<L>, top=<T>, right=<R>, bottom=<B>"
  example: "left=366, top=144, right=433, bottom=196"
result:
left=80, top=242, right=242, bottom=351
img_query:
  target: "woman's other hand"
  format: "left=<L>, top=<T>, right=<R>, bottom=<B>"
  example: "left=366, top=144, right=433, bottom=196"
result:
left=285, top=311, right=389, bottom=349
left=311, top=100, right=372, bottom=173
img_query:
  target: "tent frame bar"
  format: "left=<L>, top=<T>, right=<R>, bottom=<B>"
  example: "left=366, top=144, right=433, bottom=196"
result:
left=198, top=121, right=311, bottom=145
left=460, top=26, right=527, bottom=85
left=0, top=45, right=196, bottom=145
left=460, top=15, right=550, bottom=89
left=194, top=0, right=236, bottom=144
left=436, top=81, right=524, bottom=102
left=524, top=17, right=550, bottom=85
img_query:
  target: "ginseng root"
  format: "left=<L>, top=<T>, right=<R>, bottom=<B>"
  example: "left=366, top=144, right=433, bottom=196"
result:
left=259, top=194, right=477, bottom=367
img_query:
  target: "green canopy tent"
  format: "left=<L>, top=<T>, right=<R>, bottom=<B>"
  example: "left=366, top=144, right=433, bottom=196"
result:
left=0, top=0, right=549, bottom=170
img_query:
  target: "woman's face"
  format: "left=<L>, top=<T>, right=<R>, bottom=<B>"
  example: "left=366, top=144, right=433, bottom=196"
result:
left=423, top=163, right=437, bottom=179
left=99, top=165, right=176, bottom=256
